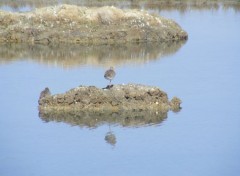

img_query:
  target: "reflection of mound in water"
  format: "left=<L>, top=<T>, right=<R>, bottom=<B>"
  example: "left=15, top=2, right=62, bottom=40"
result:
left=0, top=41, right=186, bottom=68
left=39, top=110, right=168, bottom=128
left=39, top=110, right=169, bottom=147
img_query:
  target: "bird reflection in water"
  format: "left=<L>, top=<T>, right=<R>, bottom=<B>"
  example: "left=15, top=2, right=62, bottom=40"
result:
left=105, top=125, right=117, bottom=148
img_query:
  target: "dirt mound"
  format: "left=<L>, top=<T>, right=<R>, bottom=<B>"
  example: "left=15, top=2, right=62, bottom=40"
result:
left=38, top=84, right=181, bottom=112
left=38, top=84, right=181, bottom=127
left=0, top=4, right=188, bottom=44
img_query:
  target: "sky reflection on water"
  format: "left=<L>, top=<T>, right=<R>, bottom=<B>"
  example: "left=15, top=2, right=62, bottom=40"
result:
left=0, top=5, right=240, bottom=176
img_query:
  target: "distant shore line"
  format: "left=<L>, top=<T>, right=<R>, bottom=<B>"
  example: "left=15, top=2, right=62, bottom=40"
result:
left=0, top=0, right=239, bottom=12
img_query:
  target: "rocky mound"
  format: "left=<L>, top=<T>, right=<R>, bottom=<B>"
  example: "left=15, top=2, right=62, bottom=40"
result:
left=38, top=84, right=181, bottom=113
left=0, top=4, right=188, bottom=44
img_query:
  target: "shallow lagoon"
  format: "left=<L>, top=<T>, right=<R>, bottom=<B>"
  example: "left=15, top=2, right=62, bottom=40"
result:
left=1, top=3, right=240, bottom=176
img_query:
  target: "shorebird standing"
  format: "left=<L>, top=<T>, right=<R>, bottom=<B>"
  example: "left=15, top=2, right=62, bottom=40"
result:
left=104, top=67, right=116, bottom=86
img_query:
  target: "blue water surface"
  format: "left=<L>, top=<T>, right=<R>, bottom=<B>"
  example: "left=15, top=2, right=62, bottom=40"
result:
left=0, top=6, right=240, bottom=176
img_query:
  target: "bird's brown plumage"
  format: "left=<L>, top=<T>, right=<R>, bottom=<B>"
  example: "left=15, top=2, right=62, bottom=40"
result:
left=104, top=67, right=116, bottom=85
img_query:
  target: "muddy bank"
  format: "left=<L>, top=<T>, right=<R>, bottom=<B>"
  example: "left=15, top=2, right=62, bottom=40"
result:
left=0, top=4, right=187, bottom=44
left=38, top=84, right=181, bottom=113
left=0, top=41, right=185, bottom=68
left=38, top=84, right=181, bottom=127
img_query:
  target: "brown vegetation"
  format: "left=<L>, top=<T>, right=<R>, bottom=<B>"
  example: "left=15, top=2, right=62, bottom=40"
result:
left=0, top=4, right=187, bottom=44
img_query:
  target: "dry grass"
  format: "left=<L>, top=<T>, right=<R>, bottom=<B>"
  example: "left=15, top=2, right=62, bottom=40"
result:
left=0, top=5, right=188, bottom=44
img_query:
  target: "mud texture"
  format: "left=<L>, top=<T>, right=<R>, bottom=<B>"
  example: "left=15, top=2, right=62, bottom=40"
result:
left=0, top=4, right=188, bottom=44
left=38, top=84, right=181, bottom=127
left=38, top=84, right=181, bottom=113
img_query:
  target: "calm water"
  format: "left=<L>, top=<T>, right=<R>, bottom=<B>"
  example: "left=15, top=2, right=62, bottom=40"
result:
left=1, top=5, right=240, bottom=176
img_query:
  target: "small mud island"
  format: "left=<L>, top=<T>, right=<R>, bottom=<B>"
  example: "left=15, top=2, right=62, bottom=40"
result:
left=0, top=4, right=187, bottom=44
left=38, top=84, right=181, bottom=113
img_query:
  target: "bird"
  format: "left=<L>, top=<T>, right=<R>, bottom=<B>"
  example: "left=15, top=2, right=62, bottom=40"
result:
left=104, top=66, right=116, bottom=86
